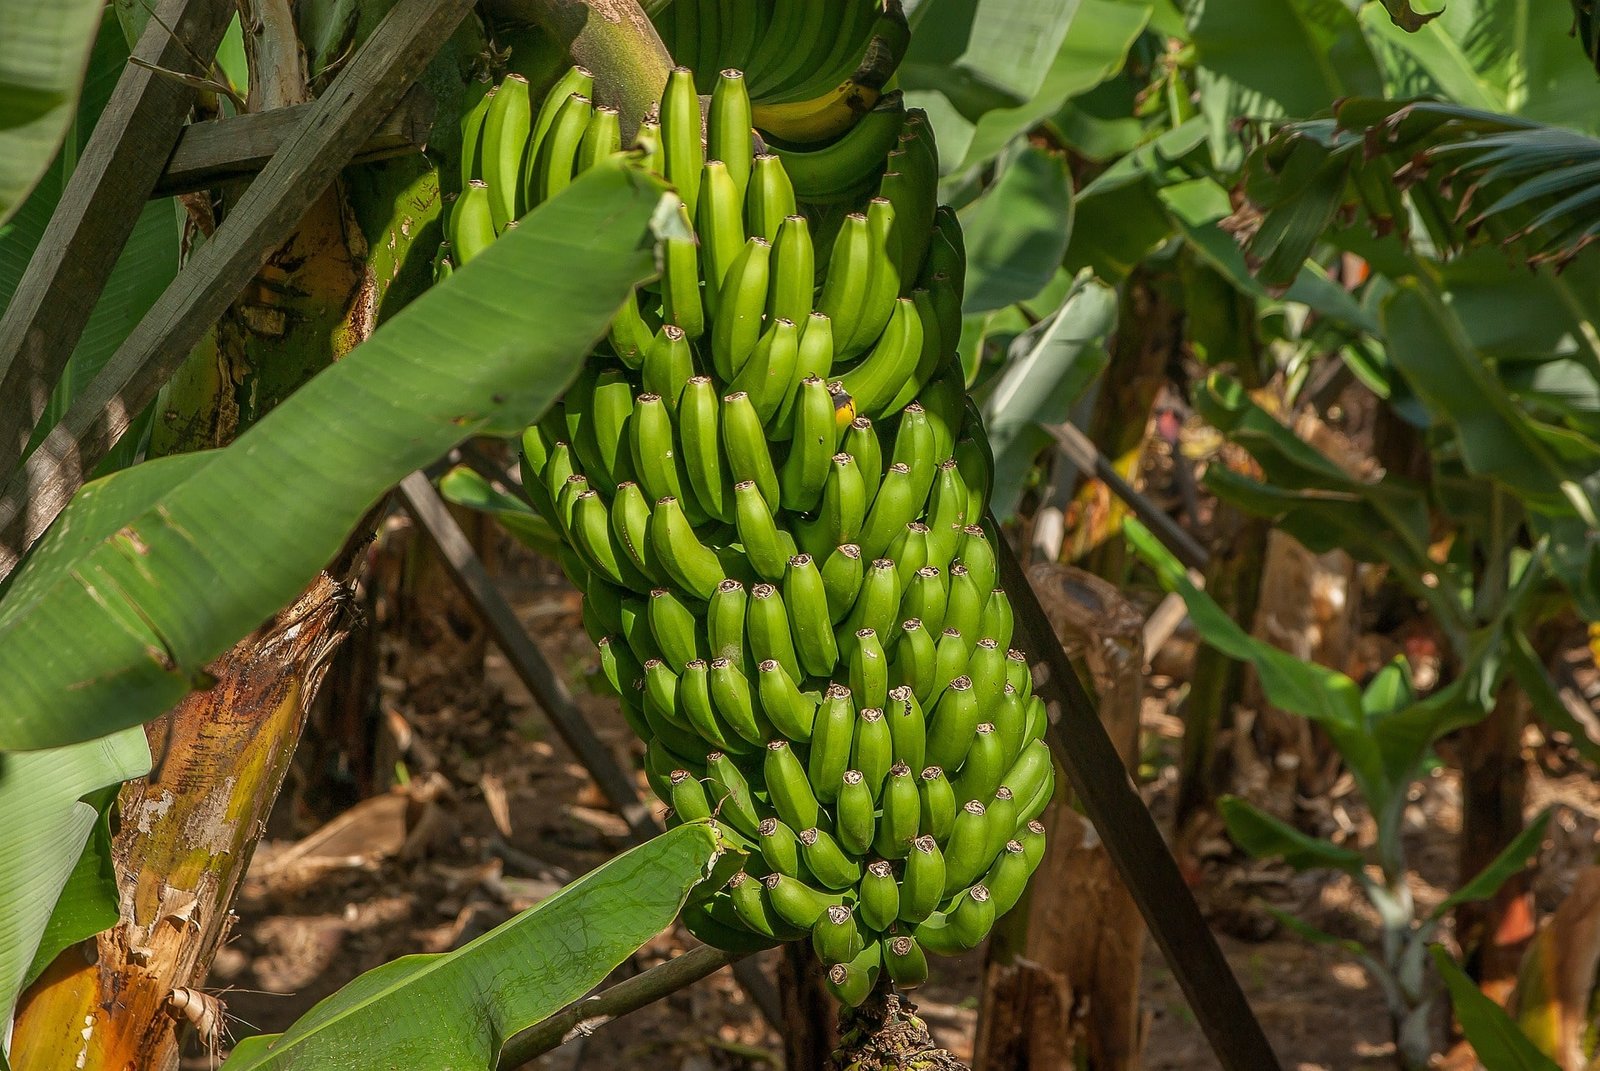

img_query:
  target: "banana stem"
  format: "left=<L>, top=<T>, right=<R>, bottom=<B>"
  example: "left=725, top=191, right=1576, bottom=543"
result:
left=512, top=0, right=672, bottom=139
left=497, top=944, right=743, bottom=1064
left=829, top=985, right=971, bottom=1070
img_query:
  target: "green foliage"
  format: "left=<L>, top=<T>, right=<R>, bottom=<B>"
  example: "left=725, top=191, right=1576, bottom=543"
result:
left=0, top=160, right=669, bottom=752
left=1433, top=947, right=1563, bottom=1071
left=0, top=0, right=104, bottom=225
left=0, top=729, right=150, bottom=1032
left=959, top=146, right=1075, bottom=313
left=220, top=824, right=722, bottom=1070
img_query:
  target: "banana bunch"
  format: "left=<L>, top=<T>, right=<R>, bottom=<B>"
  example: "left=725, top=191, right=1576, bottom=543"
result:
left=653, top=0, right=910, bottom=143
left=449, top=63, right=1054, bottom=1006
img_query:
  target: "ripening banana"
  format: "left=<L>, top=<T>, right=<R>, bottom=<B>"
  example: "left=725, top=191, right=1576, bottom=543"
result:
left=481, top=50, right=1054, bottom=1009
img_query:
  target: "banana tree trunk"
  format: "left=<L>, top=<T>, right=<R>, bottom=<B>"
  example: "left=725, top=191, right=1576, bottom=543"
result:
left=8, top=571, right=358, bottom=1071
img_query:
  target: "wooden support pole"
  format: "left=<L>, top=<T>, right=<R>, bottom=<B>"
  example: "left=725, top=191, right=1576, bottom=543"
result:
left=0, top=0, right=237, bottom=481
left=0, top=0, right=478, bottom=578
left=151, top=84, right=436, bottom=197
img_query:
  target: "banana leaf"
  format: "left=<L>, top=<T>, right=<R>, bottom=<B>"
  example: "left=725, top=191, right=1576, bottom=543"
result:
left=1219, top=795, right=1367, bottom=876
left=1433, top=946, right=1562, bottom=1071
left=221, top=823, right=722, bottom=1070
left=959, top=144, right=1075, bottom=313
left=1429, top=808, right=1552, bottom=920
left=0, top=0, right=104, bottom=224
left=0, top=159, right=672, bottom=752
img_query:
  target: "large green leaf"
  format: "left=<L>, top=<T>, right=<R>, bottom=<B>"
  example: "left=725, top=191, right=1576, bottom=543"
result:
left=951, top=0, right=1153, bottom=170
left=1189, top=0, right=1382, bottom=167
left=959, top=145, right=1074, bottom=312
left=437, top=464, right=560, bottom=555
left=1381, top=279, right=1600, bottom=511
left=1432, top=946, right=1563, bottom=1071
left=221, top=823, right=722, bottom=1069
left=900, top=0, right=1081, bottom=115
left=0, top=160, right=671, bottom=751
left=979, top=271, right=1117, bottom=519
left=1361, top=0, right=1599, bottom=134
left=0, top=24, right=179, bottom=471
left=0, top=727, right=150, bottom=1032
left=0, top=0, right=104, bottom=225
left=1219, top=795, right=1367, bottom=876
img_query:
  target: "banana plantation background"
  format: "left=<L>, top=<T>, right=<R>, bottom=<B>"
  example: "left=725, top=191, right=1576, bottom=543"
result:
left=1, top=0, right=1598, bottom=1069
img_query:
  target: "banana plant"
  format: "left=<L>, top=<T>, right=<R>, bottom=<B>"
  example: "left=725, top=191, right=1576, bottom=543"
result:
left=1129, top=516, right=1557, bottom=1068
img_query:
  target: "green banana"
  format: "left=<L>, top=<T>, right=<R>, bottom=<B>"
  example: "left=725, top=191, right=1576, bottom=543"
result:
left=608, top=288, right=655, bottom=368
left=661, top=206, right=707, bottom=341
left=902, top=566, right=948, bottom=637
left=808, top=684, right=856, bottom=801
left=721, top=391, right=781, bottom=510
left=728, top=871, right=805, bottom=940
left=699, top=160, right=746, bottom=309
left=706, top=750, right=763, bottom=838
left=824, top=943, right=882, bottom=1008
left=932, top=627, right=969, bottom=701
left=611, top=481, right=663, bottom=585
left=980, top=589, right=1015, bottom=655
left=710, top=235, right=772, bottom=381
left=883, top=935, right=928, bottom=988
left=710, top=656, right=767, bottom=746
left=967, top=637, right=1006, bottom=712
left=679, top=376, right=729, bottom=523
left=841, top=556, right=900, bottom=642
left=918, top=765, right=956, bottom=844
left=889, top=401, right=937, bottom=508
left=708, top=68, right=754, bottom=193
left=945, top=562, right=985, bottom=649
left=985, top=785, right=1019, bottom=863
left=734, top=479, right=793, bottom=581
left=874, top=762, right=920, bottom=859
left=590, top=369, right=636, bottom=491
left=859, top=463, right=918, bottom=561
left=852, top=704, right=893, bottom=798
left=669, top=769, right=713, bottom=822
left=660, top=66, right=704, bottom=219
left=448, top=180, right=496, bottom=264
left=748, top=154, right=797, bottom=243
left=747, top=582, right=803, bottom=683
left=764, top=739, right=820, bottom=837
left=926, top=674, right=979, bottom=772
left=778, top=376, right=836, bottom=513
left=531, top=92, right=591, bottom=206
left=630, top=393, right=688, bottom=507
left=458, top=83, right=493, bottom=188
left=1006, top=647, right=1033, bottom=704
left=756, top=657, right=817, bottom=741
left=984, top=836, right=1037, bottom=916
left=577, top=104, right=622, bottom=172
left=784, top=553, right=839, bottom=677
left=859, top=862, right=900, bottom=933
left=846, top=627, right=888, bottom=712
left=835, top=768, right=875, bottom=856
left=952, top=722, right=1004, bottom=803
left=766, top=215, right=816, bottom=331
left=649, top=495, right=724, bottom=600
left=819, top=542, right=864, bottom=624
left=844, top=195, right=900, bottom=355
left=894, top=616, right=937, bottom=704
left=898, top=834, right=946, bottom=924
left=681, top=659, right=745, bottom=754
left=884, top=684, right=927, bottom=776
left=642, top=324, right=695, bottom=409
left=481, top=73, right=531, bottom=230
left=758, top=816, right=804, bottom=880
left=798, top=826, right=862, bottom=891
left=795, top=451, right=866, bottom=557
left=912, top=884, right=994, bottom=955
left=707, top=579, right=748, bottom=666
left=812, top=903, right=864, bottom=964
left=648, top=586, right=702, bottom=671
left=815, top=211, right=870, bottom=357
left=729, top=316, right=799, bottom=425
